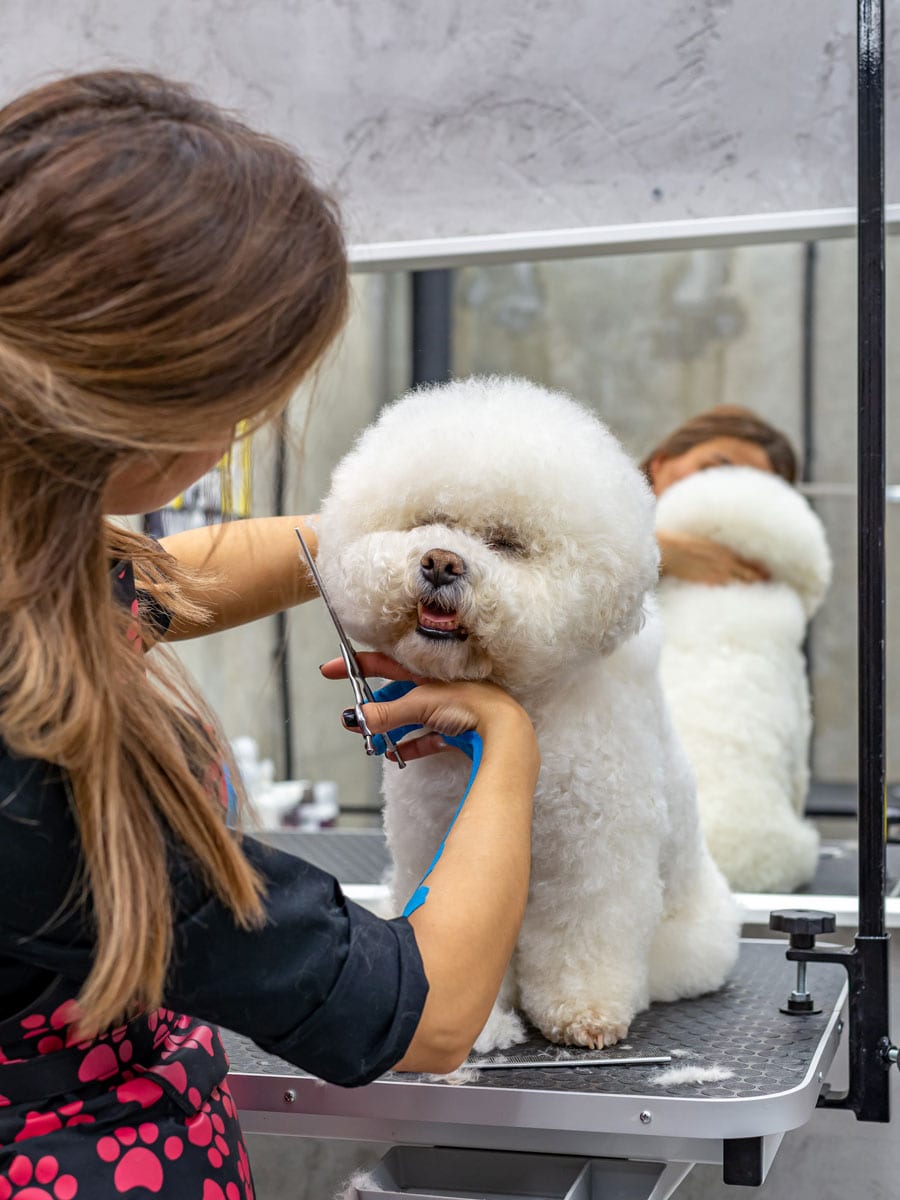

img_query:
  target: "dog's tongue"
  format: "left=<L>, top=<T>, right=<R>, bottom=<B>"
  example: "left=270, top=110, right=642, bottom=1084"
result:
left=417, top=602, right=460, bottom=632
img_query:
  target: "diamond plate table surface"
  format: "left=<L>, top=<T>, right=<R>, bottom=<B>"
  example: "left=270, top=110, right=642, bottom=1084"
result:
left=223, top=941, right=845, bottom=1103
left=257, top=829, right=391, bottom=885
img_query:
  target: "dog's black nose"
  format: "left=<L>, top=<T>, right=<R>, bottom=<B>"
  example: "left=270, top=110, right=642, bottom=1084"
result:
left=420, top=548, right=466, bottom=589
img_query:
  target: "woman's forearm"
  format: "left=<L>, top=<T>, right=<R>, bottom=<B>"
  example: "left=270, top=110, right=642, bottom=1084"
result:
left=657, top=529, right=769, bottom=585
left=159, top=516, right=318, bottom=639
left=394, top=709, right=539, bottom=1073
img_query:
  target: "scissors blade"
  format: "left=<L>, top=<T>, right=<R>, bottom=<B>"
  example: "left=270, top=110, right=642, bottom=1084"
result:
left=295, top=528, right=405, bottom=768
left=295, top=529, right=359, bottom=664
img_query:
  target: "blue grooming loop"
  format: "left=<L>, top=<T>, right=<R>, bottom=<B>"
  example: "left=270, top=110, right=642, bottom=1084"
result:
left=368, top=679, right=482, bottom=918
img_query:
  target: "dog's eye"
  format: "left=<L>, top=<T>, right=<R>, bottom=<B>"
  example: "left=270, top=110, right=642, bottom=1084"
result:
left=415, top=512, right=457, bottom=529
left=485, top=529, right=525, bottom=555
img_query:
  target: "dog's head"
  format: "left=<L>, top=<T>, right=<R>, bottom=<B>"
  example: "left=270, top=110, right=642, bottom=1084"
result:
left=316, top=377, right=659, bottom=692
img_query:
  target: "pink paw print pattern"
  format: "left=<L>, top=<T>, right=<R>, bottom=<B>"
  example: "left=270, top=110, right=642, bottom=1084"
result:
left=1, top=984, right=249, bottom=1197
left=19, top=1003, right=136, bottom=1081
left=19, top=1003, right=83, bottom=1057
left=185, top=1099, right=233, bottom=1172
left=148, top=1011, right=216, bottom=1061
left=96, top=1123, right=178, bottom=1194
left=0, top=1154, right=77, bottom=1199
left=202, top=1181, right=242, bottom=1200
left=14, top=1101, right=95, bottom=1144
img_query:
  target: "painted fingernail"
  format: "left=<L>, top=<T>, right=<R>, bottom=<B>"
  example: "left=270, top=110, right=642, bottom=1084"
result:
left=341, top=708, right=359, bottom=728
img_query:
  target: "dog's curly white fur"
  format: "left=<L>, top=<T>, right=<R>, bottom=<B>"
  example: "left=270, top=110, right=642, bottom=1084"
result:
left=656, top=466, right=832, bottom=893
left=317, top=376, right=739, bottom=1051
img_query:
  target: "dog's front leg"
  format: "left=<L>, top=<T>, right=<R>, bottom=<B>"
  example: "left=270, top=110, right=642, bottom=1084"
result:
left=472, top=966, right=526, bottom=1054
left=515, top=852, right=663, bottom=1049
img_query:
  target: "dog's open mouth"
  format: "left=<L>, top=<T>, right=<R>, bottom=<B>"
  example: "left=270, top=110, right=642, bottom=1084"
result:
left=416, top=601, right=469, bottom=642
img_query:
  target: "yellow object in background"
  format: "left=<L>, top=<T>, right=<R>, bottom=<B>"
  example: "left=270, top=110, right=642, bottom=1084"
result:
left=151, top=426, right=253, bottom=535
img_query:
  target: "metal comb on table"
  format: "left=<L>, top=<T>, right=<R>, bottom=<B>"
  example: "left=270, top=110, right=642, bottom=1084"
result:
left=471, top=1053, right=672, bottom=1070
left=295, top=528, right=405, bottom=768
left=471, top=1037, right=672, bottom=1071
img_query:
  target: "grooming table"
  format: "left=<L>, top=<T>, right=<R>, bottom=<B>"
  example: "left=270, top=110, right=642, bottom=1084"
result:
left=227, top=833, right=851, bottom=1197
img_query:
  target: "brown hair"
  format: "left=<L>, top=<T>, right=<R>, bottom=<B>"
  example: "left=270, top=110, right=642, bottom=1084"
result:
left=640, top=405, right=798, bottom=484
left=0, top=71, right=348, bottom=1033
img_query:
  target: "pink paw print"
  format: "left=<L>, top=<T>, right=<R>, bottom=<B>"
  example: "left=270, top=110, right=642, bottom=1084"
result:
left=201, top=1181, right=242, bottom=1200
left=13, top=1100, right=95, bottom=1145
left=186, top=1104, right=232, bottom=1171
left=161, top=1023, right=216, bottom=1059
left=96, top=1123, right=176, bottom=1194
left=19, top=1002, right=83, bottom=1054
left=0, top=1154, right=77, bottom=1199
left=218, top=1084, right=237, bottom=1123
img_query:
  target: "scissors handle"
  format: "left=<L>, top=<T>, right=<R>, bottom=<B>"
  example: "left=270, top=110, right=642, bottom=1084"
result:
left=340, top=645, right=377, bottom=756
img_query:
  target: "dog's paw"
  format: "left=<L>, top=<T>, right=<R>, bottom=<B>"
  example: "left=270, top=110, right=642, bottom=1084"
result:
left=473, top=1007, right=527, bottom=1055
left=537, top=1012, right=630, bottom=1050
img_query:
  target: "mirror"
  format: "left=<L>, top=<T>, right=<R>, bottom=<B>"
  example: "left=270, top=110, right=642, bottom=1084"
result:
left=170, top=235, right=900, bottom=907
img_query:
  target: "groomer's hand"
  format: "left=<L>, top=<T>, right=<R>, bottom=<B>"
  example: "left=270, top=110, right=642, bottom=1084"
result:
left=321, top=653, right=521, bottom=761
left=657, top=530, right=769, bottom=585
left=322, top=653, right=540, bottom=1075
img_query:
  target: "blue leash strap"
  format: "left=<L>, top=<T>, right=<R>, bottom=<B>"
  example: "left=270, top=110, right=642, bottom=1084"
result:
left=368, top=680, right=483, bottom=917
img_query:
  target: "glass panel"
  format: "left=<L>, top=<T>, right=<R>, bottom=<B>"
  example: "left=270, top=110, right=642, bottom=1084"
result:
left=176, top=237, right=899, bottom=899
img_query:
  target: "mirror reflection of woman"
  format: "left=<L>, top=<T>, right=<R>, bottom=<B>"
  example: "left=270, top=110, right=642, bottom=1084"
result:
left=645, top=406, right=799, bottom=584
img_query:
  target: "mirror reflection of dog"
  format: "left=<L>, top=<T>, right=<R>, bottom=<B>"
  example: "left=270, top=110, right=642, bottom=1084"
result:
left=656, top=466, right=831, bottom=893
left=317, top=377, right=740, bottom=1052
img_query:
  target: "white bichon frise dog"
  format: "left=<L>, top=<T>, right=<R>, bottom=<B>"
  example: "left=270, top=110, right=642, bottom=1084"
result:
left=316, top=377, right=739, bottom=1051
left=655, top=465, right=832, bottom=893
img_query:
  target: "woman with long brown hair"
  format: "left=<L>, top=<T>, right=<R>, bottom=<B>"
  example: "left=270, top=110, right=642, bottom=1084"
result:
left=642, top=405, right=799, bottom=584
left=0, top=72, right=539, bottom=1196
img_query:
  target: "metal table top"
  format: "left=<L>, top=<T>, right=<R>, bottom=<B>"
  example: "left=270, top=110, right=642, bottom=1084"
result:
left=223, top=940, right=846, bottom=1164
left=259, top=828, right=391, bottom=884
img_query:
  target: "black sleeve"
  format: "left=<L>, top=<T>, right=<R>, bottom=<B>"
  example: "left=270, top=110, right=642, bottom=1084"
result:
left=136, top=588, right=172, bottom=639
left=0, top=752, right=428, bottom=1088
left=166, top=836, right=429, bottom=1087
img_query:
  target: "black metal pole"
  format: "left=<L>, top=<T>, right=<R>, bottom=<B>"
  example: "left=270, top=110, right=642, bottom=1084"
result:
left=856, top=0, right=886, bottom=941
left=800, top=242, right=818, bottom=684
left=801, top=242, right=817, bottom=485
left=791, top=0, right=892, bottom=1125
left=273, top=420, right=294, bottom=780
left=411, top=269, right=454, bottom=386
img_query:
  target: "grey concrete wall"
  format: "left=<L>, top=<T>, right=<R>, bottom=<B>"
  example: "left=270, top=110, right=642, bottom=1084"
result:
left=2, top=1, right=898, bottom=246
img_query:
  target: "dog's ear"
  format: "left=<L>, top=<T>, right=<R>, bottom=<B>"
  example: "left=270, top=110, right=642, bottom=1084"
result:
left=595, top=587, right=651, bottom=656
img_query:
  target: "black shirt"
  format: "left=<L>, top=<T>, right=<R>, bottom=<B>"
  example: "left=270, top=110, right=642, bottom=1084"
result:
left=0, top=750, right=427, bottom=1087
left=0, top=563, right=428, bottom=1088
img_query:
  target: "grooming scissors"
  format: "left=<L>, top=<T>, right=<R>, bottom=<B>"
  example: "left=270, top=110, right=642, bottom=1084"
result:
left=295, top=528, right=405, bottom=768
